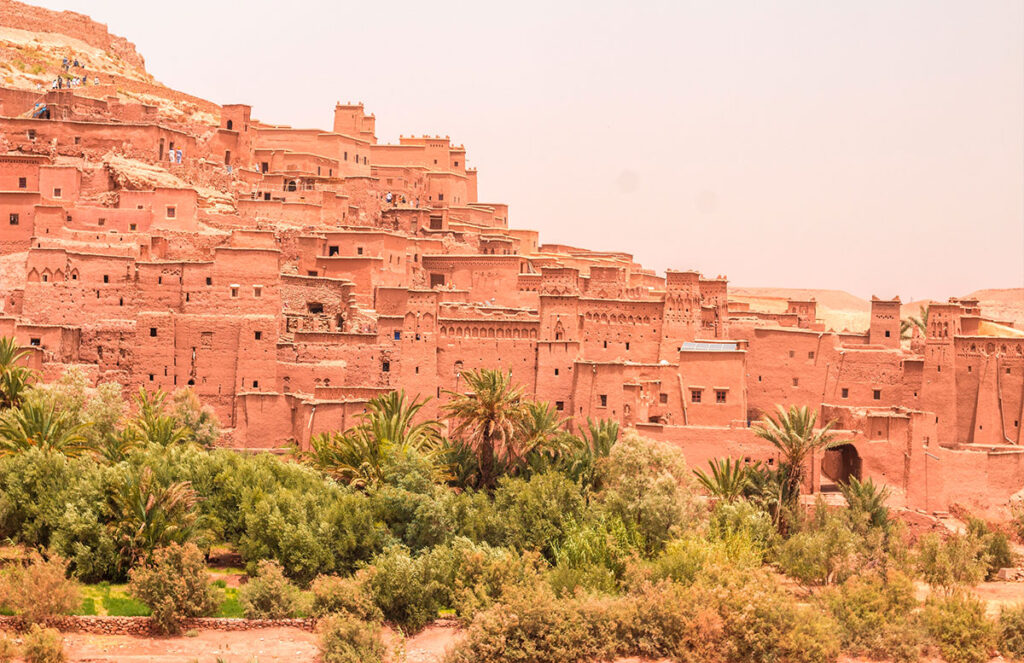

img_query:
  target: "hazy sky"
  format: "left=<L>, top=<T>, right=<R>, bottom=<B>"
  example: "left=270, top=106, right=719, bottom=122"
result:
left=33, top=0, right=1024, bottom=300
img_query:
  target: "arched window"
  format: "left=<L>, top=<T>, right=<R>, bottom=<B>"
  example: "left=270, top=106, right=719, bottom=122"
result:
left=226, top=119, right=233, bottom=130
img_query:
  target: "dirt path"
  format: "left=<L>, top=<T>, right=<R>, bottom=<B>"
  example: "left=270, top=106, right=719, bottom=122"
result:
left=61, top=626, right=318, bottom=663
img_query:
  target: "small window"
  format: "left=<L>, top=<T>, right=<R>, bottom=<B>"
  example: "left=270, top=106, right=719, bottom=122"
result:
left=129, top=223, right=137, bottom=231
left=691, top=389, right=702, bottom=403
left=394, top=331, right=401, bottom=341
left=103, top=274, right=109, bottom=283
left=17, top=177, right=26, bottom=188
left=149, top=374, right=154, bottom=381
left=29, top=337, right=40, bottom=346
left=328, top=245, right=339, bottom=256
left=8, top=213, right=18, bottom=225
left=873, top=389, right=881, bottom=400
left=27, top=129, right=35, bottom=140
left=230, top=287, right=239, bottom=298
left=253, top=286, right=262, bottom=298
left=261, top=162, right=269, bottom=173
left=382, top=360, right=390, bottom=372
left=150, top=327, right=157, bottom=337
left=74, top=136, right=81, bottom=144
left=252, top=380, right=258, bottom=388
left=166, top=206, right=176, bottom=218
left=254, top=331, right=262, bottom=340
left=808, top=351, right=815, bottom=359
left=206, top=277, right=212, bottom=286
left=307, top=302, right=324, bottom=314
left=792, top=378, right=799, bottom=387
left=625, top=342, right=630, bottom=350
left=599, top=394, right=608, bottom=407
left=554, top=368, right=559, bottom=376
left=715, top=390, right=727, bottom=404
left=603, top=340, right=608, bottom=349
left=357, top=247, right=364, bottom=255
left=98, top=217, right=105, bottom=226
left=52, top=188, right=62, bottom=198
left=1007, top=368, right=1012, bottom=375
left=555, top=401, right=564, bottom=411
left=227, top=119, right=233, bottom=130
left=660, top=393, right=668, bottom=404
left=841, top=388, right=849, bottom=398
left=967, top=365, right=972, bottom=373
left=884, top=330, right=891, bottom=338
left=788, top=350, right=795, bottom=358
left=438, top=193, right=444, bottom=201
left=344, top=151, right=348, bottom=160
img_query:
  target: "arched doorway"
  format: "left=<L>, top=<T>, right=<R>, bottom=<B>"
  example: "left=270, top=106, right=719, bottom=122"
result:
left=820, top=443, right=862, bottom=492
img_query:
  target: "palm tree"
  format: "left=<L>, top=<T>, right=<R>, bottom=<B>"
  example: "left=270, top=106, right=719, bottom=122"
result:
left=693, top=458, right=748, bottom=502
left=443, top=369, right=528, bottom=489
left=559, top=418, right=619, bottom=491
left=300, top=390, right=440, bottom=488
left=902, top=305, right=930, bottom=339
left=0, top=400, right=90, bottom=457
left=754, top=405, right=843, bottom=505
left=839, top=475, right=891, bottom=531
left=107, top=466, right=199, bottom=575
left=128, top=387, right=189, bottom=447
left=0, top=336, right=36, bottom=409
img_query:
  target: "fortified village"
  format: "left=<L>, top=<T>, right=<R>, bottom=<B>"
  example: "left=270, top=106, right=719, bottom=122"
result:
left=0, top=0, right=1021, bottom=519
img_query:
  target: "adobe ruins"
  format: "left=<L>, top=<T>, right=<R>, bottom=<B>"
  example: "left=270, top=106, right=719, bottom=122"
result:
left=0, top=0, right=1022, bottom=517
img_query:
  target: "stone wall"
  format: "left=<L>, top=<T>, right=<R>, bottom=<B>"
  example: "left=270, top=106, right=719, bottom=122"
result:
left=0, top=615, right=317, bottom=635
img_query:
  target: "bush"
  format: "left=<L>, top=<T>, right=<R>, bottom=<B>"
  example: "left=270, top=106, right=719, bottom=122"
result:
left=310, top=572, right=382, bottom=621
left=239, top=559, right=301, bottom=619
left=777, top=514, right=860, bottom=586
left=2, top=551, right=80, bottom=624
left=0, top=633, right=16, bottom=663
left=920, top=592, right=995, bottom=663
left=592, top=431, right=699, bottom=554
left=318, top=614, right=384, bottom=663
left=493, top=472, right=584, bottom=557
left=423, top=538, right=543, bottom=621
left=915, top=532, right=987, bottom=592
left=21, top=624, right=64, bottom=663
left=365, top=547, right=440, bottom=633
left=824, top=571, right=921, bottom=662
left=127, top=542, right=218, bottom=634
left=1000, top=603, right=1024, bottom=660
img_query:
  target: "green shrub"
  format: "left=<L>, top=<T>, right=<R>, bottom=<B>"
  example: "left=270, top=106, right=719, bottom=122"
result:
left=365, top=547, right=440, bottom=632
left=777, top=514, right=860, bottom=585
left=239, top=559, right=300, bottom=619
left=318, top=614, right=384, bottom=663
left=2, top=551, right=80, bottom=624
left=920, top=592, right=995, bottom=663
left=999, top=603, right=1024, bottom=660
left=824, top=571, right=921, bottom=662
left=424, top=538, right=543, bottom=621
left=915, top=533, right=987, bottom=591
left=310, top=572, right=382, bottom=621
left=779, top=606, right=842, bottom=663
left=592, top=431, right=699, bottom=554
left=22, top=624, right=64, bottom=663
left=127, top=542, right=218, bottom=634
left=493, top=472, right=584, bottom=557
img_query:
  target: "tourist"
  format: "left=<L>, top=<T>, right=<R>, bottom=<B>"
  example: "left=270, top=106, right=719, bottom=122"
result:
left=176, top=149, right=183, bottom=164
left=168, top=148, right=175, bottom=163
left=72, top=59, right=80, bottom=68
left=61, top=57, right=68, bottom=70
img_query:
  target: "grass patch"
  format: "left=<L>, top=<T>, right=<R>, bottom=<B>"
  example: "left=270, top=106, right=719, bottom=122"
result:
left=103, top=594, right=151, bottom=617
left=73, top=597, right=97, bottom=616
left=216, top=587, right=243, bottom=618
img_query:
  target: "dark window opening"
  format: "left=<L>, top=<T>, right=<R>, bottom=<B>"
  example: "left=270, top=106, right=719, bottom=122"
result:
left=554, top=368, right=559, bottom=376
left=599, top=394, right=608, bottom=407
left=691, top=390, right=702, bottom=403
left=8, top=213, right=18, bottom=225
left=715, top=390, right=727, bottom=404
left=254, top=331, right=262, bottom=340
left=226, top=119, right=233, bottom=130
left=261, top=161, right=269, bottom=173
left=17, top=177, right=26, bottom=188
left=357, top=247, right=363, bottom=255
left=29, top=338, right=40, bottom=346
left=382, top=360, right=390, bottom=372
left=328, top=245, right=339, bottom=256
left=884, top=330, right=891, bottom=338
left=873, top=389, right=881, bottom=400
left=103, top=274, right=109, bottom=283
left=252, top=380, right=258, bottom=388
left=206, top=277, right=212, bottom=285
left=149, top=327, right=157, bottom=337
left=307, top=302, right=324, bottom=314
left=394, top=331, right=401, bottom=340
left=555, top=401, right=564, bottom=411
left=841, top=388, right=849, bottom=398
left=660, top=393, right=668, bottom=404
